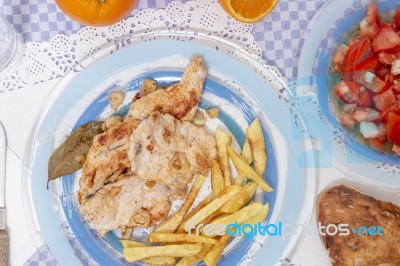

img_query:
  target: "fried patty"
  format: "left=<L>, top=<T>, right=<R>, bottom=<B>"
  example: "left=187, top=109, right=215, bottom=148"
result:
left=318, top=185, right=400, bottom=266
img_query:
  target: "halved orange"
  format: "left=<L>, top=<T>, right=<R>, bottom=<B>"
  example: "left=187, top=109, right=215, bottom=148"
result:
left=219, top=0, right=279, bottom=23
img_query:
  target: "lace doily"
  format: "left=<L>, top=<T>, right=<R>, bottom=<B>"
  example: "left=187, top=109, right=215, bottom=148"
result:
left=0, top=0, right=263, bottom=93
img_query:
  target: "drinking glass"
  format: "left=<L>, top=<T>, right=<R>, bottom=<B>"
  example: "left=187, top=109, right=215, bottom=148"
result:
left=0, top=14, right=23, bottom=74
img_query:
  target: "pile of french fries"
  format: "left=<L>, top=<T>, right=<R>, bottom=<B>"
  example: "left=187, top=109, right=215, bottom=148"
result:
left=121, top=118, right=272, bottom=266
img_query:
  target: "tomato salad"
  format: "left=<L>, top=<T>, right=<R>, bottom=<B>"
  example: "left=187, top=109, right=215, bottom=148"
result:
left=331, top=2, right=400, bottom=157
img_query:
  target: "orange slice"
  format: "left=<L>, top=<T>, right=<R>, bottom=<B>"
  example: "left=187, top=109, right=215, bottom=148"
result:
left=219, top=0, right=279, bottom=23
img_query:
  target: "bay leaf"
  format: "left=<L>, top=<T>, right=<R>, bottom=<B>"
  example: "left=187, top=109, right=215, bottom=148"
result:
left=48, top=121, right=103, bottom=184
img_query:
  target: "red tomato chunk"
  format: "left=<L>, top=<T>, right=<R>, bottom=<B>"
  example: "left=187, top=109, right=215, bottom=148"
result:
left=387, top=112, right=400, bottom=144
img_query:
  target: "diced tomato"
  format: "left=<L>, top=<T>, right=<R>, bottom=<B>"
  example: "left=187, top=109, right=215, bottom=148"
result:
left=353, top=71, right=386, bottom=93
left=353, top=107, right=380, bottom=122
left=395, top=7, right=400, bottom=28
left=332, top=44, right=349, bottom=71
left=354, top=55, right=379, bottom=70
left=344, top=80, right=362, bottom=94
left=393, top=80, right=400, bottom=93
left=376, top=65, right=390, bottom=77
left=333, top=80, right=359, bottom=103
left=360, top=2, right=380, bottom=39
left=358, top=89, right=371, bottom=107
left=379, top=52, right=397, bottom=65
left=372, top=24, right=400, bottom=53
left=373, top=89, right=397, bottom=111
left=386, top=112, right=400, bottom=144
left=340, top=112, right=355, bottom=131
left=381, top=101, right=400, bottom=121
left=343, top=38, right=371, bottom=72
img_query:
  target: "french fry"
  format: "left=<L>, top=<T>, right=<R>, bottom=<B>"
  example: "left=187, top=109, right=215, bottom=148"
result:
left=211, top=160, right=225, bottom=197
left=201, top=203, right=264, bottom=237
left=176, top=244, right=213, bottom=266
left=149, top=233, right=218, bottom=245
left=156, top=174, right=206, bottom=233
left=200, top=210, right=226, bottom=226
left=120, top=240, right=144, bottom=248
left=227, top=146, right=273, bottom=192
left=204, top=235, right=231, bottom=266
left=234, top=175, right=245, bottom=186
left=120, top=240, right=176, bottom=266
left=247, top=118, right=267, bottom=174
left=123, top=243, right=202, bottom=262
left=220, top=181, right=258, bottom=213
left=215, top=129, right=232, bottom=186
left=244, top=203, right=270, bottom=225
left=177, top=196, right=213, bottom=233
left=182, top=185, right=242, bottom=232
left=241, top=138, right=253, bottom=164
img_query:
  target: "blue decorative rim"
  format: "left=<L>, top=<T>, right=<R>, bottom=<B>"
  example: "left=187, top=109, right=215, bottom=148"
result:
left=26, top=34, right=315, bottom=266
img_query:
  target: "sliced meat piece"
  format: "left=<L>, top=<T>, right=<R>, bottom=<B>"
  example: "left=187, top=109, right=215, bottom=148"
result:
left=128, top=111, right=217, bottom=198
left=318, top=185, right=400, bottom=266
left=79, top=56, right=207, bottom=203
left=124, top=56, right=206, bottom=123
left=79, top=175, right=172, bottom=236
left=78, top=121, right=137, bottom=203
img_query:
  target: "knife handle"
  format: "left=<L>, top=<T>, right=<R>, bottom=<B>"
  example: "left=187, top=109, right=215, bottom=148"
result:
left=0, top=230, right=8, bottom=266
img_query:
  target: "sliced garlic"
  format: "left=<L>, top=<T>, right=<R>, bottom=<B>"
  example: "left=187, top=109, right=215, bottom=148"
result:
left=75, top=154, right=86, bottom=165
left=140, top=79, right=157, bottom=95
left=109, top=91, right=125, bottom=111
left=192, top=110, right=206, bottom=126
left=169, top=152, right=190, bottom=173
left=105, top=116, right=123, bottom=129
left=206, top=107, right=220, bottom=119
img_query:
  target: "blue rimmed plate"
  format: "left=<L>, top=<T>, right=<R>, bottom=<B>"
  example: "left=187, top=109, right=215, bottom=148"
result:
left=22, top=33, right=315, bottom=266
left=296, top=0, right=400, bottom=188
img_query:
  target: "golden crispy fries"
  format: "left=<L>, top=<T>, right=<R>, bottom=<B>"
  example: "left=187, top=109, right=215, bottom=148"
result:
left=182, top=185, right=242, bottom=231
left=211, top=160, right=225, bottom=197
left=245, top=203, right=270, bottom=225
left=176, top=244, right=213, bottom=266
left=215, top=129, right=232, bottom=186
left=156, top=174, right=206, bottom=233
left=227, top=146, right=273, bottom=192
left=123, top=243, right=202, bottom=262
left=177, top=196, right=213, bottom=233
left=247, top=118, right=267, bottom=174
left=201, top=203, right=264, bottom=237
left=220, top=181, right=258, bottom=213
left=204, top=235, right=231, bottom=266
left=120, top=240, right=176, bottom=266
left=149, top=233, right=218, bottom=245
left=241, top=138, right=253, bottom=164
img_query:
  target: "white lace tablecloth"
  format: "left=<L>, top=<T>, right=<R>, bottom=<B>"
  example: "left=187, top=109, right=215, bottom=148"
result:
left=0, top=0, right=325, bottom=265
left=0, top=0, right=323, bottom=94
